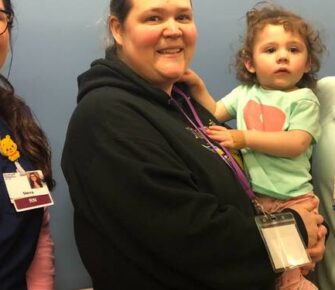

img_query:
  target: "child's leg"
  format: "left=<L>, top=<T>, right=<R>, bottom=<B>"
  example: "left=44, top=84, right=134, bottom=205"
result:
left=256, top=193, right=319, bottom=290
left=276, top=269, right=317, bottom=290
left=255, top=193, right=319, bottom=214
left=26, top=208, right=55, bottom=290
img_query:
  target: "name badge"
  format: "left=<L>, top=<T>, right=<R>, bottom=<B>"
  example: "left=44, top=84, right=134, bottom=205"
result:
left=255, top=212, right=311, bottom=272
left=3, top=170, right=54, bottom=212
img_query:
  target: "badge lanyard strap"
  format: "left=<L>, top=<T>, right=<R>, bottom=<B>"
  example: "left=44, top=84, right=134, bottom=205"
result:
left=171, top=86, right=256, bottom=200
left=14, top=161, right=26, bottom=175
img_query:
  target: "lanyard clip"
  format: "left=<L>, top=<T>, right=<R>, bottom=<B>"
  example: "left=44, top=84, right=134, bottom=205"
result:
left=253, top=199, right=275, bottom=220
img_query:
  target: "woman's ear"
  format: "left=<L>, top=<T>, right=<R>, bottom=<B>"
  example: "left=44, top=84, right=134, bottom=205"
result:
left=109, top=16, right=123, bottom=47
left=244, top=58, right=256, bottom=73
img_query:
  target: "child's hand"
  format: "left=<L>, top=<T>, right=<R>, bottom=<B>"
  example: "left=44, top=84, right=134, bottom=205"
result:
left=179, top=69, right=208, bottom=101
left=206, top=126, right=246, bottom=149
left=179, top=69, right=204, bottom=89
left=179, top=69, right=217, bottom=116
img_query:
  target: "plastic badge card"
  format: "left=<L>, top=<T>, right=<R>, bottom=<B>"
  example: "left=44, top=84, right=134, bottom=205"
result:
left=255, top=212, right=311, bottom=272
left=3, top=170, right=53, bottom=212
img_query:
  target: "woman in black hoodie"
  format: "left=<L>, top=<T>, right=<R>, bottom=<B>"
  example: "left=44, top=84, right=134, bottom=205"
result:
left=62, top=0, right=326, bottom=289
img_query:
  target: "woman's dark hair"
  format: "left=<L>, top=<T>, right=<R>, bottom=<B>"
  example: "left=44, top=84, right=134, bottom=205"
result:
left=0, top=0, right=55, bottom=190
left=4, top=0, right=13, bottom=63
left=3, top=0, right=13, bottom=27
left=235, top=2, right=325, bottom=90
left=109, top=0, right=133, bottom=25
left=109, top=0, right=133, bottom=52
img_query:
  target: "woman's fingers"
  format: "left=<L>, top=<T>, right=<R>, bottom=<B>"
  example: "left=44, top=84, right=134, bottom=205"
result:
left=308, top=226, right=327, bottom=262
left=317, top=224, right=327, bottom=239
left=288, top=203, right=320, bottom=247
left=301, top=262, right=316, bottom=276
left=301, top=225, right=327, bottom=275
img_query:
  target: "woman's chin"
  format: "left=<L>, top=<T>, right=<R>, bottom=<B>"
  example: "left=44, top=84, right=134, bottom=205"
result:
left=160, top=69, right=186, bottom=82
left=158, top=61, right=187, bottom=78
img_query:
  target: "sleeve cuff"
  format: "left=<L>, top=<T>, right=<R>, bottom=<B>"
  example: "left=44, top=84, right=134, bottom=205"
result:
left=283, top=208, right=308, bottom=245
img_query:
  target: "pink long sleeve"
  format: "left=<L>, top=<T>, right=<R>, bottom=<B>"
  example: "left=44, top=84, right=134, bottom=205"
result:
left=26, top=209, right=55, bottom=290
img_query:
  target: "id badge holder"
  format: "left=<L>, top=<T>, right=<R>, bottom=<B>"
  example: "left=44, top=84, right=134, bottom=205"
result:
left=3, top=169, right=54, bottom=212
left=255, top=212, right=311, bottom=273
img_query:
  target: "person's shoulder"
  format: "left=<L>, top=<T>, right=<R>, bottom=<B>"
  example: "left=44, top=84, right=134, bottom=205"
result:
left=224, top=84, right=253, bottom=98
left=80, top=86, right=131, bottom=104
left=232, top=84, right=253, bottom=93
left=293, top=88, right=319, bottom=103
left=317, top=76, right=335, bottom=92
left=76, top=86, right=135, bottom=113
left=317, top=77, right=335, bottom=104
left=316, top=77, right=335, bottom=122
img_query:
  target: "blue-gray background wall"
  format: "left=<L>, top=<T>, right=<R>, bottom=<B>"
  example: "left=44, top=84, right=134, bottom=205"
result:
left=7, top=1, right=334, bottom=289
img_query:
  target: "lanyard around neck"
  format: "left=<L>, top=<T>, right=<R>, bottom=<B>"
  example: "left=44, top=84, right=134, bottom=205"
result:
left=171, top=86, right=256, bottom=200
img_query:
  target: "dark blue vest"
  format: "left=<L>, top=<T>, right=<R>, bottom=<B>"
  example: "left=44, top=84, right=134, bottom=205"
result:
left=0, top=119, right=43, bottom=290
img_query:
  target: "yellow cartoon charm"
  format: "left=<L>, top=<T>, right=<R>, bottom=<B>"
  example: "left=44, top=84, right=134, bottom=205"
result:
left=0, top=135, right=20, bottom=162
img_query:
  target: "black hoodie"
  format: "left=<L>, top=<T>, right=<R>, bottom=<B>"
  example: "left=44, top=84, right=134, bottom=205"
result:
left=62, top=50, right=306, bottom=290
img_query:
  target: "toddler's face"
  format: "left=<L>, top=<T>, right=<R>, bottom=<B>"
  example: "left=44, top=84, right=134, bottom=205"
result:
left=244, top=24, right=310, bottom=91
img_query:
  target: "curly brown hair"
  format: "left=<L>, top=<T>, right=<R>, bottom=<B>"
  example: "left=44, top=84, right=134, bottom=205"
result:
left=235, top=2, right=325, bottom=90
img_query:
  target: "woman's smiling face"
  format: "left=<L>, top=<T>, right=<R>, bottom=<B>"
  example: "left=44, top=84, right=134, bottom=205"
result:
left=110, top=0, right=197, bottom=94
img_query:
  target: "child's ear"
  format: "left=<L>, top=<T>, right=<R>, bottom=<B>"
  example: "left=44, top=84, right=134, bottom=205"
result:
left=244, top=58, right=256, bottom=73
left=304, top=57, right=312, bottom=73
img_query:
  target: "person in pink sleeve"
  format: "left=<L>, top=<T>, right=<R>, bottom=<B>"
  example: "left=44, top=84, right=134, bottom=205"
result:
left=0, top=1, right=55, bottom=289
left=26, top=209, right=55, bottom=290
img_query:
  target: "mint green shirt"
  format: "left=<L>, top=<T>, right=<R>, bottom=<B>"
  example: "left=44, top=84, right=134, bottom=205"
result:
left=221, top=85, right=320, bottom=199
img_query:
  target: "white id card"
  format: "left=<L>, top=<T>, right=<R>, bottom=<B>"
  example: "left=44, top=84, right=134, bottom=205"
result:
left=255, top=212, right=311, bottom=272
left=3, top=170, right=54, bottom=212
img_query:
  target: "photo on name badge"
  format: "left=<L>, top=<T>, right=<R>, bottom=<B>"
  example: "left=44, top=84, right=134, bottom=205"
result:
left=26, top=171, right=46, bottom=189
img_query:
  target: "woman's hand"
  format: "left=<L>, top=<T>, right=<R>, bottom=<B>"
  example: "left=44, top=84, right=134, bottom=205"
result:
left=287, top=198, right=323, bottom=248
left=301, top=224, right=327, bottom=275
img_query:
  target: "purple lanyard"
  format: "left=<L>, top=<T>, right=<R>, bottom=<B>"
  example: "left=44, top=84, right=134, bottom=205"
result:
left=171, top=86, right=256, bottom=200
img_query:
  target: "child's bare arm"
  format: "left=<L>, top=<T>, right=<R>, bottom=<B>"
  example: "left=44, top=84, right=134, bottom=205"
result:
left=207, top=126, right=312, bottom=157
left=243, top=130, right=312, bottom=157
left=215, top=100, right=231, bottom=122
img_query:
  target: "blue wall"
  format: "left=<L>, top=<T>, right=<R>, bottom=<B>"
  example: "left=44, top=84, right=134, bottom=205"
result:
left=7, top=1, right=334, bottom=289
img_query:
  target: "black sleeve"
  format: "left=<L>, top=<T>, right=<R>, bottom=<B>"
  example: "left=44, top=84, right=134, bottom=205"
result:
left=283, top=208, right=308, bottom=244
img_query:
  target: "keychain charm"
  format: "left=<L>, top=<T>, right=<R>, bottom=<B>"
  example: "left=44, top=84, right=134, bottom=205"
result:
left=0, top=134, right=20, bottom=162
